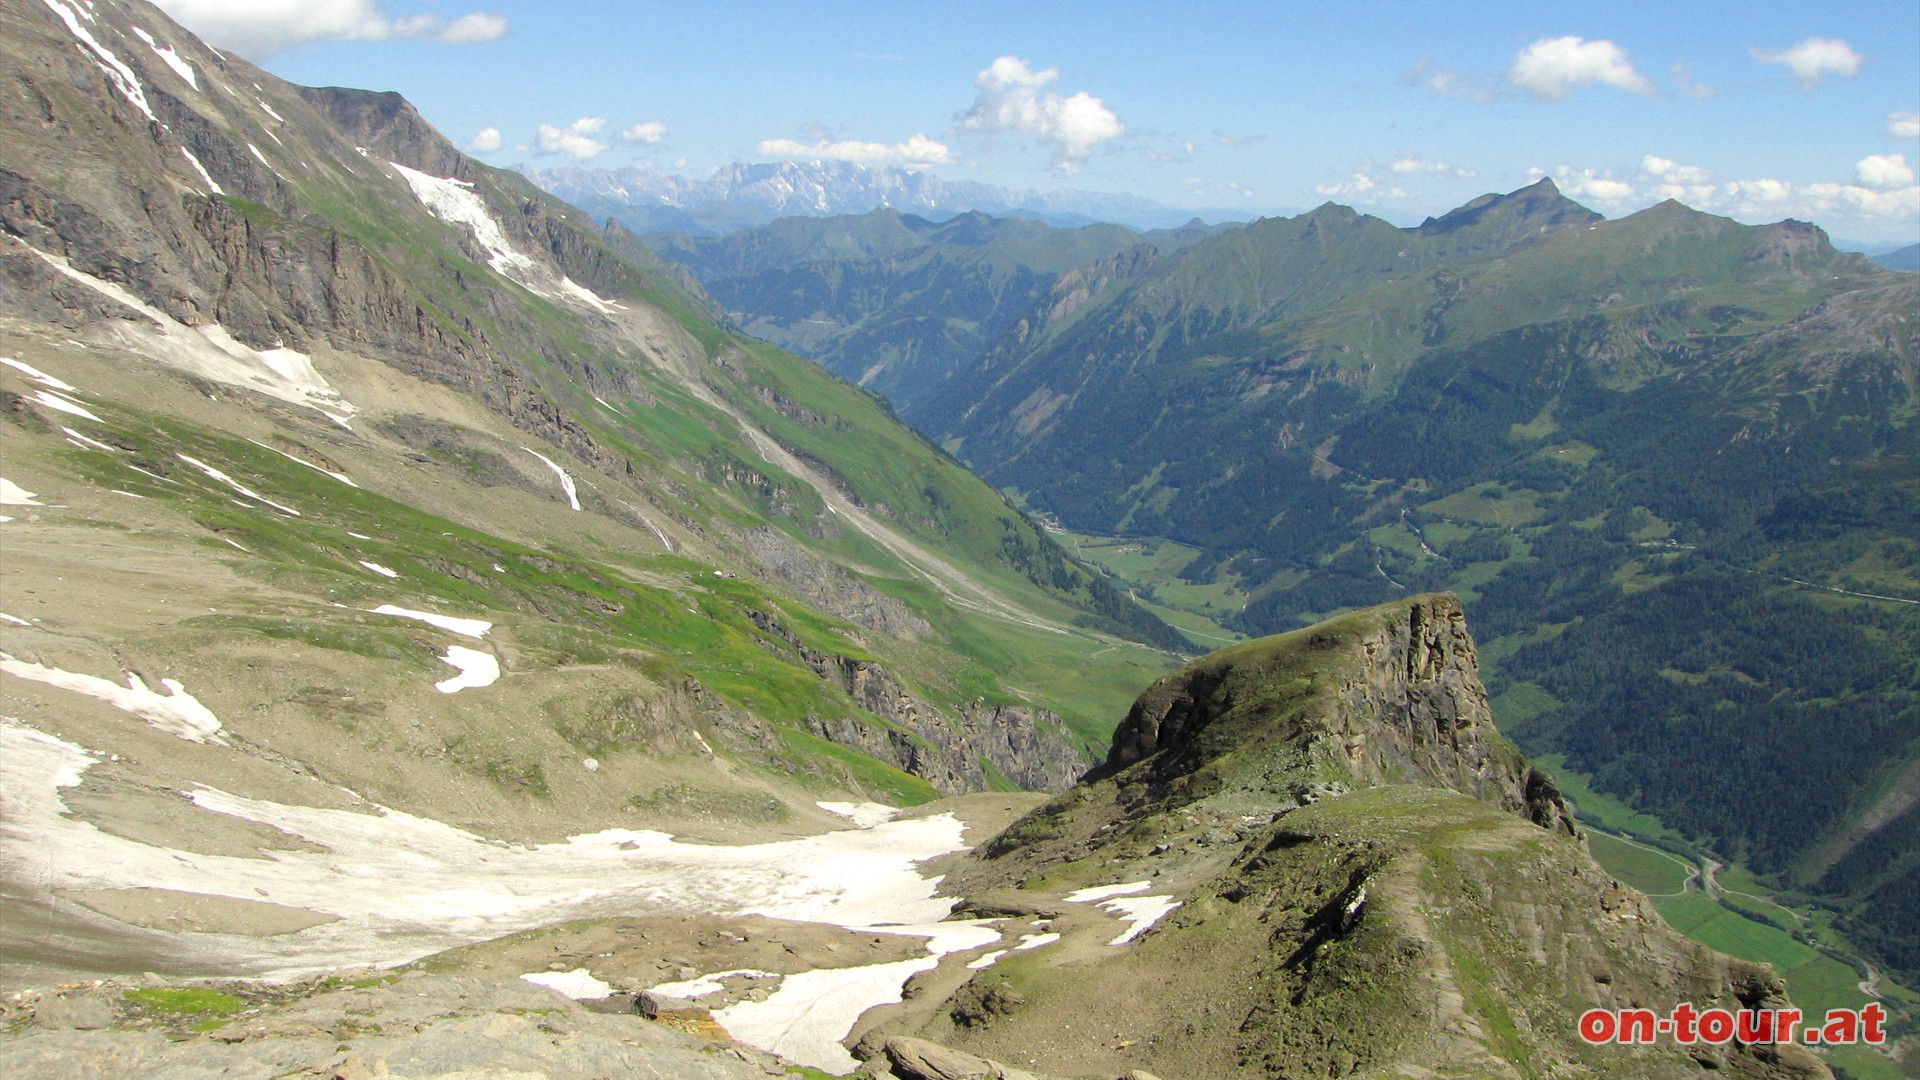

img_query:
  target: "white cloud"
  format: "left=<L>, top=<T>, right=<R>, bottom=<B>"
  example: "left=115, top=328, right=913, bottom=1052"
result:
left=154, top=0, right=506, bottom=58
left=1889, top=111, right=1920, bottom=139
left=961, top=56, right=1124, bottom=170
left=1510, top=37, right=1655, bottom=100
left=1752, top=38, right=1862, bottom=88
left=1389, top=156, right=1476, bottom=178
left=1794, top=181, right=1920, bottom=220
left=1538, top=160, right=1918, bottom=230
left=1639, top=156, right=1717, bottom=204
left=437, top=13, right=506, bottom=44
left=537, top=117, right=608, bottom=161
left=466, top=126, right=501, bottom=153
left=1542, top=165, right=1637, bottom=203
left=1855, top=153, right=1915, bottom=189
left=756, top=134, right=952, bottom=169
left=618, top=121, right=668, bottom=145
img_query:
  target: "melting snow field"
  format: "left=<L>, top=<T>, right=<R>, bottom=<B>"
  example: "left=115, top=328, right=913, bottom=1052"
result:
left=520, top=968, right=613, bottom=1000
left=0, top=656, right=225, bottom=744
left=0, top=717, right=990, bottom=992
left=388, top=162, right=620, bottom=315
left=433, top=645, right=499, bottom=693
left=366, top=605, right=491, bottom=638
left=817, top=801, right=902, bottom=828
left=1064, top=881, right=1180, bottom=945
left=1, top=478, right=46, bottom=506
left=22, top=246, right=356, bottom=424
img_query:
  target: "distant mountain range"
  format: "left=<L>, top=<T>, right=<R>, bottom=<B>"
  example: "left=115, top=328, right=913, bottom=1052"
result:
left=644, top=181, right=1920, bottom=989
left=522, top=159, right=1246, bottom=234
left=1871, top=242, right=1920, bottom=272
left=644, top=208, right=1232, bottom=407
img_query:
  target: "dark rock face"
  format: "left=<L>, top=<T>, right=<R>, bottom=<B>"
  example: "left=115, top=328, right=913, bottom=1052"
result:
left=1100, top=593, right=1573, bottom=832
left=750, top=611, right=1087, bottom=794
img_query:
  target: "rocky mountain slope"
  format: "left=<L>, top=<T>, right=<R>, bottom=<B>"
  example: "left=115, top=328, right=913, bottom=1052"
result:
left=0, top=0, right=1195, bottom=998
left=864, top=595, right=1832, bottom=1078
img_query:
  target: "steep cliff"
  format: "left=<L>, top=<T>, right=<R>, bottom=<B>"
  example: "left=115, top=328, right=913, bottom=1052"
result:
left=868, top=596, right=1829, bottom=1079
left=1096, top=592, right=1575, bottom=831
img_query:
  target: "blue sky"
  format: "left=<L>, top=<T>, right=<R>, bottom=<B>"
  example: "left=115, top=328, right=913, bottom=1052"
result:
left=156, top=0, right=1920, bottom=244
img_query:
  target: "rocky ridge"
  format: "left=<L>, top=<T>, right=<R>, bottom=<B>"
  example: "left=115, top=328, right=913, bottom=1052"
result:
left=868, top=595, right=1831, bottom=1079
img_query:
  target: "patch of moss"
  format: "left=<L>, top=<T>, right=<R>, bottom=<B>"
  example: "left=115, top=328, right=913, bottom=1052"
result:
left=122, top=987, right=244, bottom=1016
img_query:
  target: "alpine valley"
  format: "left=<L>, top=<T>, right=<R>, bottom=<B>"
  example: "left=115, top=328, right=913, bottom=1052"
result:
left=0, top=2, right=1910, bottom=1079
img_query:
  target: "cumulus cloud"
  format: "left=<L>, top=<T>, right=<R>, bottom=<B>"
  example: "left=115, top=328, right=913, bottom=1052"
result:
left=961, top=56, right=1124, bottom=170
left=1538, top=158, right=1919, bottom=231
left=537, top=117, right=609, bottom=161
left=1889, top=111, right=1920, bottom=139
left=1639, top=155, right=1717, bottom=203
left=466, top=126, right=501, bottom=153
left=1856, top=153, right=1915, bottom=189
left=1510, top=37, right=1655, bottom=100
left=1538, top=165, right=1637, bottom=203
left=757, top=134, right=953, bottom=169
left=1752, top=38, right=1863, bottom=88
left=154, top=0, right=506, bottom=58
left=618, top=121, right=668, bottom=145
left=1389, top=156, right=1477, bottom=178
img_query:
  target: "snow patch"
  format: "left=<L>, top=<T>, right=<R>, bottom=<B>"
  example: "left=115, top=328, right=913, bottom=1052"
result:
left=128, top=26, right=196, bottom=88
left=248, top=143, right=267, bottom=165
left=29, top=389, right=102, bottom=422
left=40, top=0, right=155, bottom=121
left=519, top=968, right=612, bottom=1000
left=647, top=968, right=778, bottom=999
left=521, top=447, right=581, bottom=510
left=1098, top=895, right=1180, bottom=945
left=0, top=654, right=225, bottom=743
left=816, top=801, right=900, bottom=829
left=387, top=162, right=620, bottom=314
left=0, top=613, right=33, bottom=627
left=366, top=605, right=491, bottom=639
left=1063, top=881, right=1152, bottom=903
left=21, top=246, right=356, bottom=424
left=966, top=930, right=1060, bottom=970
left=175, top=454, right=300, bottom=516
left=246, top=439, right=356, bottom=486
left=1, top=356, right=79, bottom=392
left=357, top=560, right=398, bottom=579
left=388, top=162, right=532, bottom=277
left=62, top=428, right=118, bottom=453
left=179, top=147, right=224, bottom=195
left=712, top=959, right=934, bottom=1073
left=255, top=98, right=285, bottom=123
left=1, top=479, right=46, bottom=506
left=434, top=646, right=499, bottom=693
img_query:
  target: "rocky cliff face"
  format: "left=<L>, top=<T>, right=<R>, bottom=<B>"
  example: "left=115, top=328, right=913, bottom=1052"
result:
left=884, top=596, right=1828, bottom=1080
left=751, top=610, right=1088, bottom=793
left=1095, top=592, right=1573, bottom=831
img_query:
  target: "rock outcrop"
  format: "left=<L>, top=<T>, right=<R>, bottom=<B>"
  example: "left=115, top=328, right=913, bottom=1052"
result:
left=889, top=596, right=1829, bottom=1080
left=752, top=610, right=1089, bottom=794
left=1095, top=592, right=1573, bottom=832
